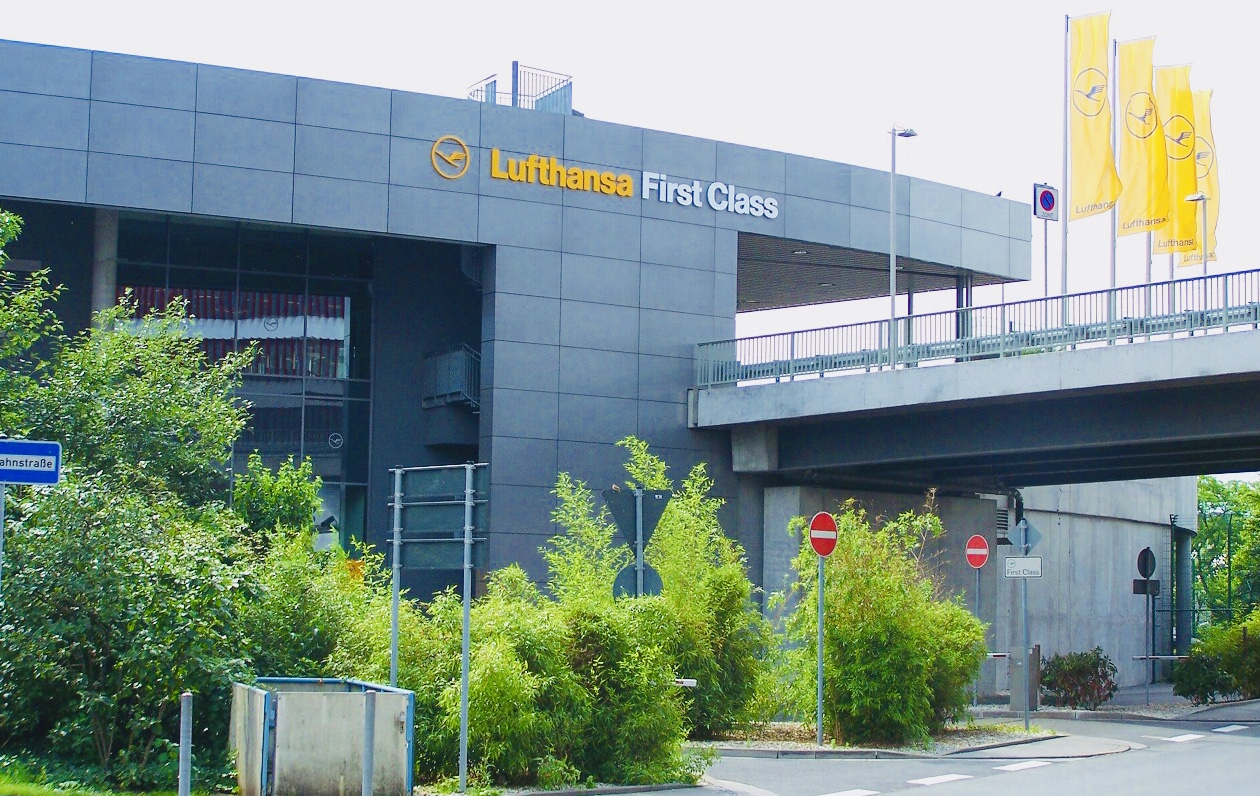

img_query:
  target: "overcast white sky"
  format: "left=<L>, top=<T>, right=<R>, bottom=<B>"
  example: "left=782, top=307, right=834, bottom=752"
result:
left=7, top=1, right=1255, bottom=478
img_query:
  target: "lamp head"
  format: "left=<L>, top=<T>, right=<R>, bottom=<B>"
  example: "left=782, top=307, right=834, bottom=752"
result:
left=1186, top=192, right=1207, bottom=202
left=895, top=128, right=918, bottom=138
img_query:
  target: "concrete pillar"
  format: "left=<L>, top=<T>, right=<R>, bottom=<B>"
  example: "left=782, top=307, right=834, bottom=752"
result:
left=1174, top=523, right=1195, bottom=655
left=91, top=209, right=119, bottom=319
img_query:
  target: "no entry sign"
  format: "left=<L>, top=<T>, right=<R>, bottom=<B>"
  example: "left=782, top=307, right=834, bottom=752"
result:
left=808, top=512, right=837, bottom=557
left=965, top=534, right=989, bottom=569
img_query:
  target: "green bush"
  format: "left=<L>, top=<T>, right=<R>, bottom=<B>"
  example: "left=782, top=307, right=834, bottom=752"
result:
left=779, top=500, right=986, bottom=746
left=1177, top=609, right=1260, bottom=704
left=1173, top=649, right=1237, bottom=705
left=1039, top=647, right=1118, bottom=709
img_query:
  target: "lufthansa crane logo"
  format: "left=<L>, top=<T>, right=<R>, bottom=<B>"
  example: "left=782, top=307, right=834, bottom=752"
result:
left=1163, top=115, right=1195, bottom=160
left=1124, top=92, right=1158, bottom=139
left=1072, top=68, right=1108, bottom=117
left=431, top=135, right=470, bottom=180
left=1195, top=135, right=1216, bottom=180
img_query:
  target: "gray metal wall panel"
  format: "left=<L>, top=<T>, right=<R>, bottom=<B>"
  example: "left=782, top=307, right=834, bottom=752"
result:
left=909, top=180, right=962, bottom=225
left=0, top=91, right=88, bottom=150
left=194, top=114, right=295, bottom=172
left=479, top=103, right=564, bottom=156
left=715, top=228, right=738, bottom=275
left=557, top=441, right=626, bottom=499
left=475, top=147, right=563, bottom=205
left=642, top=130, right=716, bottom=181
left=1009, top=238, right=1033, bottom=279
left=386, top=184, right=479, bottom=242
left=91, top=51, right=196, bottom=110
left=561, top=206, right=640, bottom=260
left=638, top=354, right=692, bottom=404
left=88, top=102, right=194, bottom=161
left=907, top=216, right=962, bottom=265
left=641, top=192, right=716, bottom=226
left=557, top=393, right=638, bottom=444
left=715, top=199, right=786, bottom=238
left=558, top=347, right=638, bottom=399
left=491, top=437, right=559, bottom=488
left=640, top=217, right=715, bottom=270
left=295, top=126, right=389, bottom=183
left=640, top=262, right=715, bottom=316
left=848, top=205, right=909, bottom=255
left=638, top=309, right=713, bottom=358
left=197, top=65, right=297, bottom=123
left=637, top=400, right=695, bottom=451
left=961, top=228, right=1011, bottom=275
left=560, top=253, right=639, bottom=307
left=296, top=78, right=391, bottom=134
left=563, top=115, right=643, bottom=171
left=961, top=191, right=1011, bottom=236
left=489, top=246, right=560, bottom=298
left=390, top=137, right=478, bottom=193
left=490, top=341, right=559, bottom=392
left=490, top=388, right=559, bottom=438
left=477, top=195, right=561, bottom=250
left=0, top=142, right=87, bottom=203
left=192, top=164, right=293, bottom=223
left=390, top=91, right=481, bottom=144
left=559, top=300, right=638, bottom=353
left=292, top=174, right=387, bottom=231
left=714, top=271, right=736, bottom=318
left=0, top=39, right=91, bottom=98
left=87, top=152, right=191, bottom=212
left=851, top=166, right=909, bottom=213
left=715, top=143, right=786, bottom=194
left=492, top=293, right=561, bottom=345
left=785, top=154, right=851, bottom=202
left=783, top=196, right=850, bottom=248
left=1009, top=202, right=1033, bottom=241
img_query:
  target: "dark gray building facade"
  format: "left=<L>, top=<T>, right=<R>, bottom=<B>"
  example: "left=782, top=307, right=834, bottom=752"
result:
left=0, top=39, right=1031, bottom=594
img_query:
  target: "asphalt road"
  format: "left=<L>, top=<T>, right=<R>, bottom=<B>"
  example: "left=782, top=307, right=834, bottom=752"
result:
left=680, top=711, right=1260, bottom=796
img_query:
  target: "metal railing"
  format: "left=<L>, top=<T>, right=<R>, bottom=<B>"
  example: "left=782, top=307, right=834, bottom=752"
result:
left=696, top=270, right=1260, bottom=389
left=420, top=344, right=481, bottom=409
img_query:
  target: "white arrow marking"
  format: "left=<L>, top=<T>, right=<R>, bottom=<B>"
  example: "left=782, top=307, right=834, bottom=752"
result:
left=818, top=790, right=879, bottom=796
left=1212, top=725, right=1249, bottom=733
left=1141, top=733, right=1204, bottom=743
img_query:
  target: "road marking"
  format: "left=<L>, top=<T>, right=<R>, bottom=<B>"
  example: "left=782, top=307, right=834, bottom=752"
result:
left=1141, top=733, right=1204, bottom=743
left=818, top=790, right=879, bottom=796
left=1213, top=725, right=1250, bottom=733
left=907, top=774, right=973, bottom=786
left=702, top=776, right=782, bottom=796
left=994, top=760, right=1052, bottom=771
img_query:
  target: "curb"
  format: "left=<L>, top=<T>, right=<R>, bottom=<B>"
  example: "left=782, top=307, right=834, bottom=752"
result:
left=499, top=784, right=699, bottom=796
left=942, top=733, right=1057, bottom=755
left=710, top=746, right=932, bottom=760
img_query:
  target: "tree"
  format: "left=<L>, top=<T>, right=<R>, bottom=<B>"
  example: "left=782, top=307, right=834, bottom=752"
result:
left=1197, top=476, right=1260, bottom=624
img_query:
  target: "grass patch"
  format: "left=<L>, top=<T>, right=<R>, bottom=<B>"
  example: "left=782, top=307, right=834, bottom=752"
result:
left=0, top=786, right=176, bottom=796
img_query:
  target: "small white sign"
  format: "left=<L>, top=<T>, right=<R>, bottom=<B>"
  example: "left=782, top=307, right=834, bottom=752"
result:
left=1004, top=555, right=1044, bottom=579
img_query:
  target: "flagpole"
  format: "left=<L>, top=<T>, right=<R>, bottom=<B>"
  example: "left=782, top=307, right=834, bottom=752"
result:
left=1061, top=14, right=1071, bottom=320
left=1109, top=37, right=1118, bottom=292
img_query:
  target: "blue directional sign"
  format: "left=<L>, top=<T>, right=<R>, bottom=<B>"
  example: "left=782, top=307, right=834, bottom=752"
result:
left=0, top=439, right=62, bottom=485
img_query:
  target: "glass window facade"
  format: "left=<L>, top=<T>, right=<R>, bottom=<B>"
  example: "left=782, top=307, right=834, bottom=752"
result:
left=116, top=214, right=372, bottom=546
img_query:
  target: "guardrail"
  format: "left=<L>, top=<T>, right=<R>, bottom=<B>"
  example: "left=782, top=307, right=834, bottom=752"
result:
left=696, top=269, right=1260, bottom=389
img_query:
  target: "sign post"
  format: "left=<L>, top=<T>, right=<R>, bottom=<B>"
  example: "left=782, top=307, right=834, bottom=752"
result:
left=602, top=487, right=670, bottom=598
left=1134, top=547, right=1159, bottom=705
left=965, top=534, right=989, bottom=704
left=1006, top=518, right=1042, bottom=731
left=808, top=511, right=837, bottom=746
left=0, top=438, right=63, bottom=598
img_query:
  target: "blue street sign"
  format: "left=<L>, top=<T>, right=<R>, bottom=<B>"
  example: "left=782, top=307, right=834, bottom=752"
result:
left=0, top=439, right=62, bottom=485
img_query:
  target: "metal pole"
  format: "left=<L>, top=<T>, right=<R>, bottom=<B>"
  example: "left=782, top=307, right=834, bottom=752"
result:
left=889, top=129, right=898, bottom=370
left=1, top=482, right=6, bottom=600
left=1022, top=523, right=1030, bottom=732
left=816, top=554, right=825, bottom=747
left=1227, top=513, right=1233, bottom=620
left=1043, top=218, right=1049, bottom=299
left=635, top=488, right=644, bottom=597
left=178, top=691, right=192, bottom=796
left=390, top=467, right=403, bottom=687
left=1061, top=14, right=1071, bottom=303
left=1145, top=592, right=1152, bottom=705
left=1200, top=199, right=1209, bottom=276
left=363, top=689, right=376, bottom=796
left=458, top=464, right=474, bottom=793
left=973, top=567, right=981, bottom=707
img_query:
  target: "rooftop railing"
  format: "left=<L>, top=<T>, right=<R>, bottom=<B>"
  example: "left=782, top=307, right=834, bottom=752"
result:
left=695, top=269, right=1260, bottom=389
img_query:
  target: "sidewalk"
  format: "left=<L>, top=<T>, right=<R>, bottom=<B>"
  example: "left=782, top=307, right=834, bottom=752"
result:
left=972, top=681, right=1260, bottom=722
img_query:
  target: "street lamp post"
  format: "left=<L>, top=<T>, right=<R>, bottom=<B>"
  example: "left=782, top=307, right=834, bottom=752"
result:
left=1186, top=193, right=1209, bottom=275
left=889, top=128, right=917, bottom=367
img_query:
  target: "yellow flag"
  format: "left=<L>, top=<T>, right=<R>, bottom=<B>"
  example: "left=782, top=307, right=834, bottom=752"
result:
left=1152, top=66, right=1198, bottom=254
left=1069, top=13, right=1122, bottom=220
left=1116, top=39, right=1168, bottom=236
left=1182, top=89, right=1219, bottom=266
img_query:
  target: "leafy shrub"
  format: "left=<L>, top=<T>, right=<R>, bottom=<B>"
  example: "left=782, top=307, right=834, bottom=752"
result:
left=1040, top=647, right=1118, bottom=709
left=1173, top=649, right=1237, bottom=705
left=779, top=500, right=986, bottom=746
left=1176, top=608, right=1260, bottom=704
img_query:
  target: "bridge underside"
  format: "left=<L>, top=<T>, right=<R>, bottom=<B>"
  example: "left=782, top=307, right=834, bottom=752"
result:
left=696, top=330, right=1260, bottom=494
left=771, top=378, right=1260, bottom=493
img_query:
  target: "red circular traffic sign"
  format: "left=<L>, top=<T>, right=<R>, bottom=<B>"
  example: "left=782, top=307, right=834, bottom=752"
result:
left=809, top=512, right=838, bottom=557
left=965, top=534, right=990, bottom=569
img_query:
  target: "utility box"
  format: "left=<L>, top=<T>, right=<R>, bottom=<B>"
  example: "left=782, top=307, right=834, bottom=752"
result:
left=229, top=678, right=415, bottom=796
left=1008, top=645, right=1041, bottom=712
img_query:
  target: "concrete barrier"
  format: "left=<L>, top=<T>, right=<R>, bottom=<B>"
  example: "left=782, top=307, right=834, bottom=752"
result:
left=230, top=678, right=415, bottom=796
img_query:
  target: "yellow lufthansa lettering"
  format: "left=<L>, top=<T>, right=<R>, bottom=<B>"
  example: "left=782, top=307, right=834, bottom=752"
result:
left=481, top=140, right=634, bottom=197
